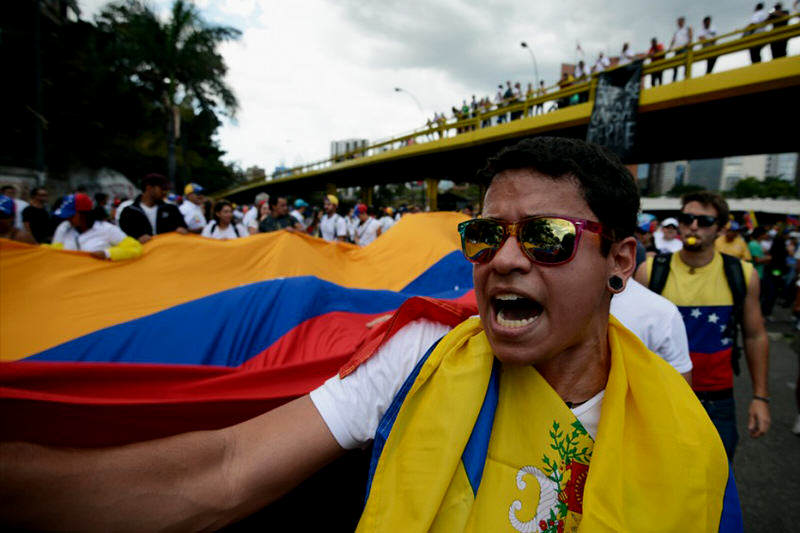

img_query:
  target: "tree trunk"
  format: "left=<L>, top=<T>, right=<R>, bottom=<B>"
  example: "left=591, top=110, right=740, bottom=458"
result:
left=167, top=107, right=177, bottom=190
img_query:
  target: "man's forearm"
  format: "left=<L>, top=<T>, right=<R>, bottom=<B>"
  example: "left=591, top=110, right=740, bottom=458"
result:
left=0, top=428, right=232, bottom=532
left=0, top=396, right=344, bottom=531
left=743, top=333, right=769, bottom=396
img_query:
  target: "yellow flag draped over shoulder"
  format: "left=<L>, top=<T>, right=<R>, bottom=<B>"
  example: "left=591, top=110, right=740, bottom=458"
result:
left=358, top=316, right=729, bottom=532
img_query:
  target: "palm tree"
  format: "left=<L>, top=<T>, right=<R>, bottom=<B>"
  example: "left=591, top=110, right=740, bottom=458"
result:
left=97, top=0, right=240, bottom=189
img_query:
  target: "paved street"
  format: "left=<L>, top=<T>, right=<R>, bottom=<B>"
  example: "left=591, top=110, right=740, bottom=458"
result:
left=734, top=305, right=799, bottom=532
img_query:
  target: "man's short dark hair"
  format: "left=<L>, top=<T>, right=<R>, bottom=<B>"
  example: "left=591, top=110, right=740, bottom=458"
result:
left=140, top=173, right=169, bottom=190
left=478, top=136, right=640, bottom=254
left=680, top=191, right=729, bottom=226
left=1, top=185, right=14, bottom=194
left=31, top=187, right=47, bottom=197
left=268, top=195, right=285, bottom=208
left=95, top=192, right=108, bottom=203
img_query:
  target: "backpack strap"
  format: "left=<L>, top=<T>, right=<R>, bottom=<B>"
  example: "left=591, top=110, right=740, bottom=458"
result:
left=210, top=222, right=217, bottom=234
left=648, top=253, right=673, bottom=294
left=233, top=224, right=240, bottom=238
left=720, top=253, right=747, bottom=376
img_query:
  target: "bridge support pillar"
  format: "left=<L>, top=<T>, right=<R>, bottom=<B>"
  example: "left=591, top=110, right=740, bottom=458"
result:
left=361, top=186, right=373, bottom=206
left=425, top=178, right=438, bottom=211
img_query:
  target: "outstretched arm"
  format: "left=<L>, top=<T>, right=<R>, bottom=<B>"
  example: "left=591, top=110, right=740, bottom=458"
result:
left=0, top=395, right=344, bottom=531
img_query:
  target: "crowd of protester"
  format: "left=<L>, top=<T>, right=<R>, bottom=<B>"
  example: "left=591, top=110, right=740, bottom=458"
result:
left=3, top=176, right=797, bottom=330
left=0, top=175, right=457, bottom=259
left=635, top=211, right=800, bottom=327
left=425, top=3, right=797, bottom=135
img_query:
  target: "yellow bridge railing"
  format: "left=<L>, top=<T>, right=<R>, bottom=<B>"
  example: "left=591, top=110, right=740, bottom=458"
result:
left=219, top=13, right=800, bottom=198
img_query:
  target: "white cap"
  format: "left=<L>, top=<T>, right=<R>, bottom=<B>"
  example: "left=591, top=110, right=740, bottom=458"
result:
left=661, top=217, right=679, bottom=228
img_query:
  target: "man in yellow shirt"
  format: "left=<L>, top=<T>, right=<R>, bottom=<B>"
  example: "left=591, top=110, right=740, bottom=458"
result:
left=715, top=221, right=751, bottom=261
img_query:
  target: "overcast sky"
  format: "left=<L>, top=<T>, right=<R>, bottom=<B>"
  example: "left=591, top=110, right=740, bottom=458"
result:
left=78, top=0, right=795, bottom=172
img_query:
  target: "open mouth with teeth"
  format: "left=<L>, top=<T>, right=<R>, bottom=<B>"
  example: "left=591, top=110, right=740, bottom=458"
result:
left=492, top=293, right=543, bottom=328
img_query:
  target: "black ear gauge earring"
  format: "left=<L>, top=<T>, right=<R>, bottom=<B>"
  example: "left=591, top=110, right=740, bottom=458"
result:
left=609, top=275, right=624, bottom=292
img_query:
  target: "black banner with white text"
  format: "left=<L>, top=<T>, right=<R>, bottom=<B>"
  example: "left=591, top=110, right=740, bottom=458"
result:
left=586, top=59, right=643, bottom=159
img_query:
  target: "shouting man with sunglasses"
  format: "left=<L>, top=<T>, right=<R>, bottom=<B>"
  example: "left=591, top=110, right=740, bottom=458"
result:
left=1, top=138, right=739, bottom=531
left=636, top=192, right=770, bottom=459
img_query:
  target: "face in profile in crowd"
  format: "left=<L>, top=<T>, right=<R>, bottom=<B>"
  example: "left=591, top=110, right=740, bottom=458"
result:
left=258, top=201, right=270, bottom=220
left=144, top=180, right=169, bottom=203
left=323, top=196, right=337, bottom=215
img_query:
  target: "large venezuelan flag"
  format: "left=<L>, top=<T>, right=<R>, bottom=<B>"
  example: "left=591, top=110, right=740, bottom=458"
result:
left=0, top=213, right=477, bottom=446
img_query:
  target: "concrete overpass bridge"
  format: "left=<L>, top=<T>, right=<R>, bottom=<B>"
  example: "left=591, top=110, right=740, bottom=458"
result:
left=221, top=18, right=800, bottom=208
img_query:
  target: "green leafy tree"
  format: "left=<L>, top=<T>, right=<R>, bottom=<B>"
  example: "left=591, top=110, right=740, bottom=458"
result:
left=760, top=176, right=797, bottom=198
left=665, top=183, right=704, bottom=197
left=97, top=0, right=241, bottom=190
left=728, top=177, right=763, bottom=198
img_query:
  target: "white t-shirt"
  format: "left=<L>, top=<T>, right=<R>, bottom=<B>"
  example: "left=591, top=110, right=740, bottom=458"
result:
left=610, top=278, right=692, bottom=373
left=320, top=213, right=347, bottom=242
left=310, top=320, right=604, bottom=450
left=593, top=55, right=610, bottom=72
left=355, top=217, right=381, bottom=246
left=13, top=199, right=28, bottom=230
left=289, top=209, right=306, bottom=230
left=140, top=203, right=159, bottom=234
left=618, top=50, right=634, bottom=66
left=697, top=26, right=717, bottom=44
left=653, top=231, right=684, bottom=254
left=750, top=9, right=768, bottom=32
left=242, top=207, right=259, bottom=231
left=179, top=201, right=206, bottom=231
left=52, top=220, right=128, bottom=258
left=200, top=221, right=246, bottom=240
left=672, top=26, right=691, bottom=48
left=378, top=215, right=395, bottom=233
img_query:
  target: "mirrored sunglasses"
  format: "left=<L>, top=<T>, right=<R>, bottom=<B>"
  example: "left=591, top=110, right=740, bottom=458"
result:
left=458, top=215, right=611, bottom=265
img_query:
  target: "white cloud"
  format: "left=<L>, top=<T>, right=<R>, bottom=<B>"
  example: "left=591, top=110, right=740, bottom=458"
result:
left=216, top=0, right=258, bottom=17
left=78, top=0, right=799, bottom=174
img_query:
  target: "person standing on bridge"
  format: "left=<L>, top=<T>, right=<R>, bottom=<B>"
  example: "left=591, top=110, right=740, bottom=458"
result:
left=697, top=16, right=719, bottom=74
left=768, top=3, right=790, bottom=59
left=745, top=3, right=769, bottom=63
left=636, top=191, right=771, bottom=459
left=647, top=37, right=666, bottom=86
left=668, top=16, right=693, bottom=82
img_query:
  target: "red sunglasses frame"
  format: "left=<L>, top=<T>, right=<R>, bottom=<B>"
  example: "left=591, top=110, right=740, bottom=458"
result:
left=458, top=215, right=612, bottom=266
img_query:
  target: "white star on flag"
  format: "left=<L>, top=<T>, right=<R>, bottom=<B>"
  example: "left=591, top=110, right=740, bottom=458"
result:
left=690, top=308, right=702, bottom=318
left=708, top=313, right=719, bottom=323
left=720, top=325, right=727, bottom=332
left=721, top=338, right=731, bottom=345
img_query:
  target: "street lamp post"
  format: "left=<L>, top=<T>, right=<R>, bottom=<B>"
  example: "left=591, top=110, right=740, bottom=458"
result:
left=393, top=87, right=424, bottom=114
left=520, top=41, right=540, bottom=86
